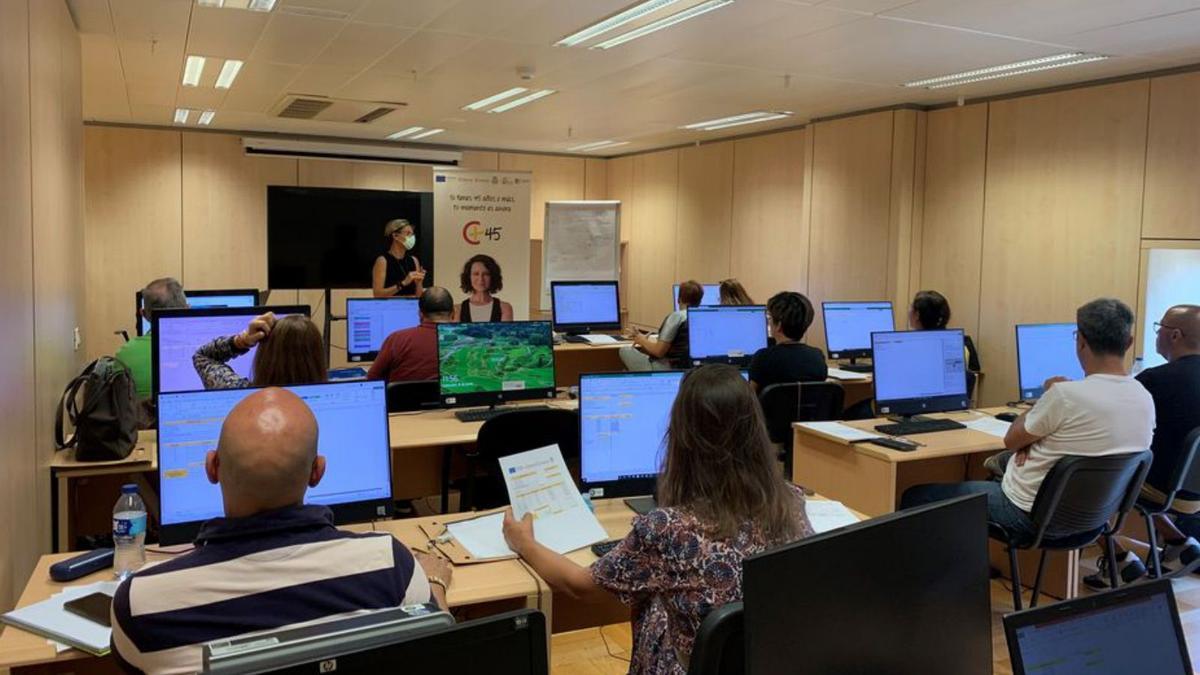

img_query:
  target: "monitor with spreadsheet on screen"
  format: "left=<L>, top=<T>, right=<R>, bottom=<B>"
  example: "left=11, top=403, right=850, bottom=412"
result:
left=156, top=379, right=392, bottom=545
left=871, top=329, right=969, bottom=416
left=673, top=283, right=721, bottom=311
left=1015, top=323, right=1085, bottom=401
left=687, top=305, right=767, bottom=365
left=136, top=289, right=259, bottom=336
left=822, top=301, right=895, bottom=360
left=550, top=281, right=621, bottom=334
left=152, top=305, right=310, bottom=395
left=436, top=321, right=556, bottom=407
left=345, top=297, right=421, bottom=362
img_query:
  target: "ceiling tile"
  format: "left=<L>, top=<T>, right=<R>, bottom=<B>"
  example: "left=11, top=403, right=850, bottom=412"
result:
left=372, top=30, right=482, bottom=76
left=814, top=0, right=918, bottom=15
left=185, top=5, right=271, bottom=60
left=221, top=62, right=304, bottom=112
left=422, top=0, right=544, bottom=36
left=353, top=0, right=460, bottom=27
left=289, top=64, right=365, bottom=95
left=279, top=0, right=369, bottom=17
left=310, top=22, right=414, bottom=69
left=250, top=11, right=345, bottom=64
left=1051, top=7, right=1200, bottom=58
left=67, top=0, right=115, bottom=33
left=109, top=0, right=190, bottom=42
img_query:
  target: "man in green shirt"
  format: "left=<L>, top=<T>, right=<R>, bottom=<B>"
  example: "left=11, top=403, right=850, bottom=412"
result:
left=116, top=277, right=188, bottom=399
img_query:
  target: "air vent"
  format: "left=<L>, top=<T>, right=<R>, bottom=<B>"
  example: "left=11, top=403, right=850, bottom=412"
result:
left=354, top=107, right=396, bottom=124
left=277, top=97, right=333, bottom=120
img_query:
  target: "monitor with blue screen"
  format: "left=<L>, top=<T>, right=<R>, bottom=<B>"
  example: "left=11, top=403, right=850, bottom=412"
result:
left=156, top=379, right=392, bottom=545
left=687, top=305, right=767, bottom=365
left=1015, top=323, right=1085, bottom=401
left=550, top=281, right=621, bottom=334
left=136, top=288, right=259, bottom=336
left=152, top=305, right=310, bottom=395
left=672, top=283, right=721, bottom=311
left=346, top=297, right=421, bottom=362
left=871, top=329, right=969, bottom=416
left=822, top=301, right=895, bottom=360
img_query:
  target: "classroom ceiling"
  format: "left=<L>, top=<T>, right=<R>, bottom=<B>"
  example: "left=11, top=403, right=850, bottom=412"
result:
left=68, top=0, right=1200, bottom=156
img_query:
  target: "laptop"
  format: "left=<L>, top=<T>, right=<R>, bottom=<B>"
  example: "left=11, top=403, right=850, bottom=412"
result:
left=1004, top=578, right=1192, bottom=675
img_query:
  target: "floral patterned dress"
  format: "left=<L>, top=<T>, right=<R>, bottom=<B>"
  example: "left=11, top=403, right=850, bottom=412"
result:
left=590, top=486, right=814, bottom=674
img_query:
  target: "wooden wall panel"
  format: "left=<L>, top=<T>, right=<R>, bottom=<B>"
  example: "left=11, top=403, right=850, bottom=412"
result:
left=1143, top=72, right=1200, bottom=240
left=806, top=111, right=896, bottom=352
left=977, top=81, right=1150, bottom=405
left=675, top=142, right=734, bottom=283
left=298, top=158, right=403, bottom=190
left=403, top=164, right=434, bottom=191
left=920, top=104, right=988, bottom=343
left=729, top=129, right=809, bottom=304
left=459, top=150, right=499, bottom=170
left=84, top=127, right=183, bottom=359
left=607, top=155, right=634, bottom=244
left=0, top=0, right=35, bottom=611
left=886, top=109, right=926, bottom=315
left=584, top=158, right=607, bottom=200
left=497, top=153, right=586, bottom=239
left=629, top=150, right=679, bottom=327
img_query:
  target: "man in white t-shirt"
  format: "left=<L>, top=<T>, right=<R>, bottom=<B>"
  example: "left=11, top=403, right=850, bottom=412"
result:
left=902, top=299, right=1154, bottom=568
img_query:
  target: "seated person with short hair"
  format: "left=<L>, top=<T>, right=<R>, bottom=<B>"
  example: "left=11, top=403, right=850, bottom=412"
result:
left=902, top=298, right=1154, bottom=550
left=111, top=388, right=450, bottom=674
left=749, top=291, right=826, bottom=393
left=116, top=277, right=188, bottom=399
left=619, top=280, right=703, bottom=371
left=368, top=286, right=454, bottom=383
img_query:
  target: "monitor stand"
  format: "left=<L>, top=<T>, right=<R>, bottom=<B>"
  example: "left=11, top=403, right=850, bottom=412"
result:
left=623, top=496, right=657, bottom=515
left=841, top=357, right=873, bottom=373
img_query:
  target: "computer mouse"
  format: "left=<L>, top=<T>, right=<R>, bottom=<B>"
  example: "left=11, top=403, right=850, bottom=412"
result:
left=994, top=412, right=1018, bottom=423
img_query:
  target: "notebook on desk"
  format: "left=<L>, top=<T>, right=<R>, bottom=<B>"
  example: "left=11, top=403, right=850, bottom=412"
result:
left=1, top=581, right=120, bottom=656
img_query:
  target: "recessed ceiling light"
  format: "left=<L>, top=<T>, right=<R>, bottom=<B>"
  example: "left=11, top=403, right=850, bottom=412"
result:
left=182, top=55, right=206, bottom=86
left=174, top=108, right=191, bottom=124
left=555, top=0, right=685, bottom=47
left=568, top=140, right=630, bottom=152
left=387, top=127, right=425, bottom=140
left=215, top=59, right=243, bottom=89
left=462, top=87, right=528, bottom=111
left=592, top=0, right=734, bottom=50
left=409, top=128, right=445, bottom=140
left=197, top=0, right=224, bottom=7
left=247, top=0, right=277, bottom=11
left=904, top=52, right=1108, bottom=89
left=488, top=89, right=556, bottom=113
left=198, top=110, right=216, bottom=126
left=681, top=111, right=792, bottom=131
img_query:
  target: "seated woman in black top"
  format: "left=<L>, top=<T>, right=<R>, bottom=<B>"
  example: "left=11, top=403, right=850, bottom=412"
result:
left=908, top=290, right=982, bottom=372
left=749, top=291, right=828, bottom=393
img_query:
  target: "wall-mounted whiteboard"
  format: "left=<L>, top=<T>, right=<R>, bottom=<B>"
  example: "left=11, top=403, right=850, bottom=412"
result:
left=541, top=201, right=621, bottom=310
left=1140, top=247, right=1200, bottom=369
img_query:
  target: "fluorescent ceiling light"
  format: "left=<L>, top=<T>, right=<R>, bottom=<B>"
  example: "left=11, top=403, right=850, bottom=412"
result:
left=904, top=52, right=1108, bottom=89
left=197, top=0, right=224, bottom=7
left=248, top=0, right=277, bottom=10
left=681, top=110, right=792, bottom=131
left=487, top=89, right=556, bottom=113
left=462, top=87, right=528, bottom=111
left=555, top=0, right=685, bottom=47
left=215, top=59, right=243, bottom=89
left=198, top=110, right=216, bottom=126
left=592, top=0, right=734, bottom=50
left=174, top=108, right=190, bottom=124
left=409, top=128, right=445, bottom=140
left=568, top=140, right=630, bottom=152
left=182, top=55, right=206, bottom=86
left=387, top=127, right=425, bottom=140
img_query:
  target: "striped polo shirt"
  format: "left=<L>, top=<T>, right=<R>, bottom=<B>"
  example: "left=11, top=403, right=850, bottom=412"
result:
left=111, top=505, right=430, bottom=674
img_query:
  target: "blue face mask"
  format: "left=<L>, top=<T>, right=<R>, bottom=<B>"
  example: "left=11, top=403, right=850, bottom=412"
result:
left=403, top=234, right=416, bottom=250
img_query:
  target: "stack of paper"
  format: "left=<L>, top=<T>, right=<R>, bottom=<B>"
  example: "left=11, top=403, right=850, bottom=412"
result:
left=579, top=334, right=622, bottom=345
left=796, top=421, right=880, bottom=443
left=805, top=500, right=862, bottom=533
left=826, top=368, right=871, bottom=381
left=1, top=580, right=119, bottom=656
left=963, top=416, right=1012, bottom=439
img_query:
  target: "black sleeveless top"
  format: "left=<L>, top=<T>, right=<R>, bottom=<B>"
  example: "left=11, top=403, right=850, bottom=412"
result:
left=459, top=299, right=503, bottom=323
left=383, top=252, right=419, bottom=296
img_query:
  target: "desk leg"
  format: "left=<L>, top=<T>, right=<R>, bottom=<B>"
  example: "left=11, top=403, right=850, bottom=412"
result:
left=56, top=474, right=71, bottom=552
left=440, top=446, right=452, bottom=515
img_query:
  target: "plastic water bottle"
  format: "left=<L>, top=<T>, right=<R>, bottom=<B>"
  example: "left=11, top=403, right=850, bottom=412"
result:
left=113, top=484, right=147, bottom=580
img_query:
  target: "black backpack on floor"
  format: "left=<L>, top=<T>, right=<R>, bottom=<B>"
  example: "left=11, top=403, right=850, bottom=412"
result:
left=55, top=357, right=139, bottom=461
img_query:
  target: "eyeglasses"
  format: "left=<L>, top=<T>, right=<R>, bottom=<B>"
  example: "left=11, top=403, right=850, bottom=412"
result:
left=1155, top=322, right=1186, bottom=337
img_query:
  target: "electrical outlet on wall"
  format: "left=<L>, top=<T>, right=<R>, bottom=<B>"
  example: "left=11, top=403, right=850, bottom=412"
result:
left=73, top=327, right=81, bottom=351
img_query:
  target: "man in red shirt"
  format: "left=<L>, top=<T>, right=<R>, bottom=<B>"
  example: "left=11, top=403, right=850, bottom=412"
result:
left=368, top=286, right=454, bottom=382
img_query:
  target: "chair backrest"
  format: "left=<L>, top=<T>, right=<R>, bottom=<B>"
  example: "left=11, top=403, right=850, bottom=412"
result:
left=466, top=408, right=581, bottom=511
left=687, top=601, right=743, bottom=675
left=1167, top=427, right=1200, bottom=498
left=758, top=382, right=845, bottom=445
left=1030, top=450, right=1153, bottom=544
left=386, top=380, right=440, bottom=413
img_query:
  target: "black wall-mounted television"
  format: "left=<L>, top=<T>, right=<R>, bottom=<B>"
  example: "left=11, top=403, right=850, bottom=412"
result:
left=267, top=186, right=434, bottom=289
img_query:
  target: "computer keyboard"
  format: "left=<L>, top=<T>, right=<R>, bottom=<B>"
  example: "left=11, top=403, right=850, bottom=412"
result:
left=840, top=363, right=874, bottom=373
left=562, top=334, right=591, bottom=344
left=453, top=405, right=552, bottom=423
left=591, top=540, right=620, bottom=557
left=873, top=418, right=966, bottom=436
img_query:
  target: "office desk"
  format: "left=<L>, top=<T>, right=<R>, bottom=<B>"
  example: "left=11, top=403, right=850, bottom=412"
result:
left=825, top=370, right=873, bottom=409
left=50, top=432, right=158, bottom=552
left=553, top=342, right=626, bottom=388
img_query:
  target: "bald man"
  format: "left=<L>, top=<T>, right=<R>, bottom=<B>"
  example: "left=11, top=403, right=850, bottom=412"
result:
left=111, top=388, right=453, bottom=674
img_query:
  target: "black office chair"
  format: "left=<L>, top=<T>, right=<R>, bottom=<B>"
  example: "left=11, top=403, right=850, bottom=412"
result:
left=758, top=382, right=844, bottom=477
left=687, top=601, right=743, bottom=675
left=1136, top=427, right=1200, bottom=579
left=385, top=380, right=440, bottom=413
left=966, top=370, right=978, bottom=402
left=990, top=450, right=1152, bottom=610
left=460, top=408, right=581, bottom=512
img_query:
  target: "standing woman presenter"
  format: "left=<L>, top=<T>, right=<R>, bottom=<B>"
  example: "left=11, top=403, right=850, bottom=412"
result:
left=373, top=219, right=425, bottom=297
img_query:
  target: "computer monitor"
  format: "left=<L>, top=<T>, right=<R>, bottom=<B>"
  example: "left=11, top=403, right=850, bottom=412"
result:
left=436, top=321, right=557, bottom=407
left=687, top=305, right=768, bottom=365
left=156, top=380, right=392, bottom=545
left=345, top=297, right=421, bottom=362
left=203, top=609, right=547, bottom=675
left=550, top=281, right=621, bottom=334
left=1015, top=322, right=1085, bottom=401
left=672, top=283, right=721, bottom=311
left=871, top=329, right=970, bottom=417
left=1004, top=579, right=1190, bottom=675
left=136, top=288, right=259, bottom=336
left=152, top=305, right=310, bottom=395
left=822, top=300, right=895, bottom=360
left=744, top=494, right=991, bottom=675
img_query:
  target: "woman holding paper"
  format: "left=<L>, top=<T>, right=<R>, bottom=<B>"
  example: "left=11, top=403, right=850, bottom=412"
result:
left=502, top=365, right=814, bottom=675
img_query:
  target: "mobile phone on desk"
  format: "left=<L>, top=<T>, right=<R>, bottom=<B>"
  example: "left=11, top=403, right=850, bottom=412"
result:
left=63, top=592, right=114, bottom=627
